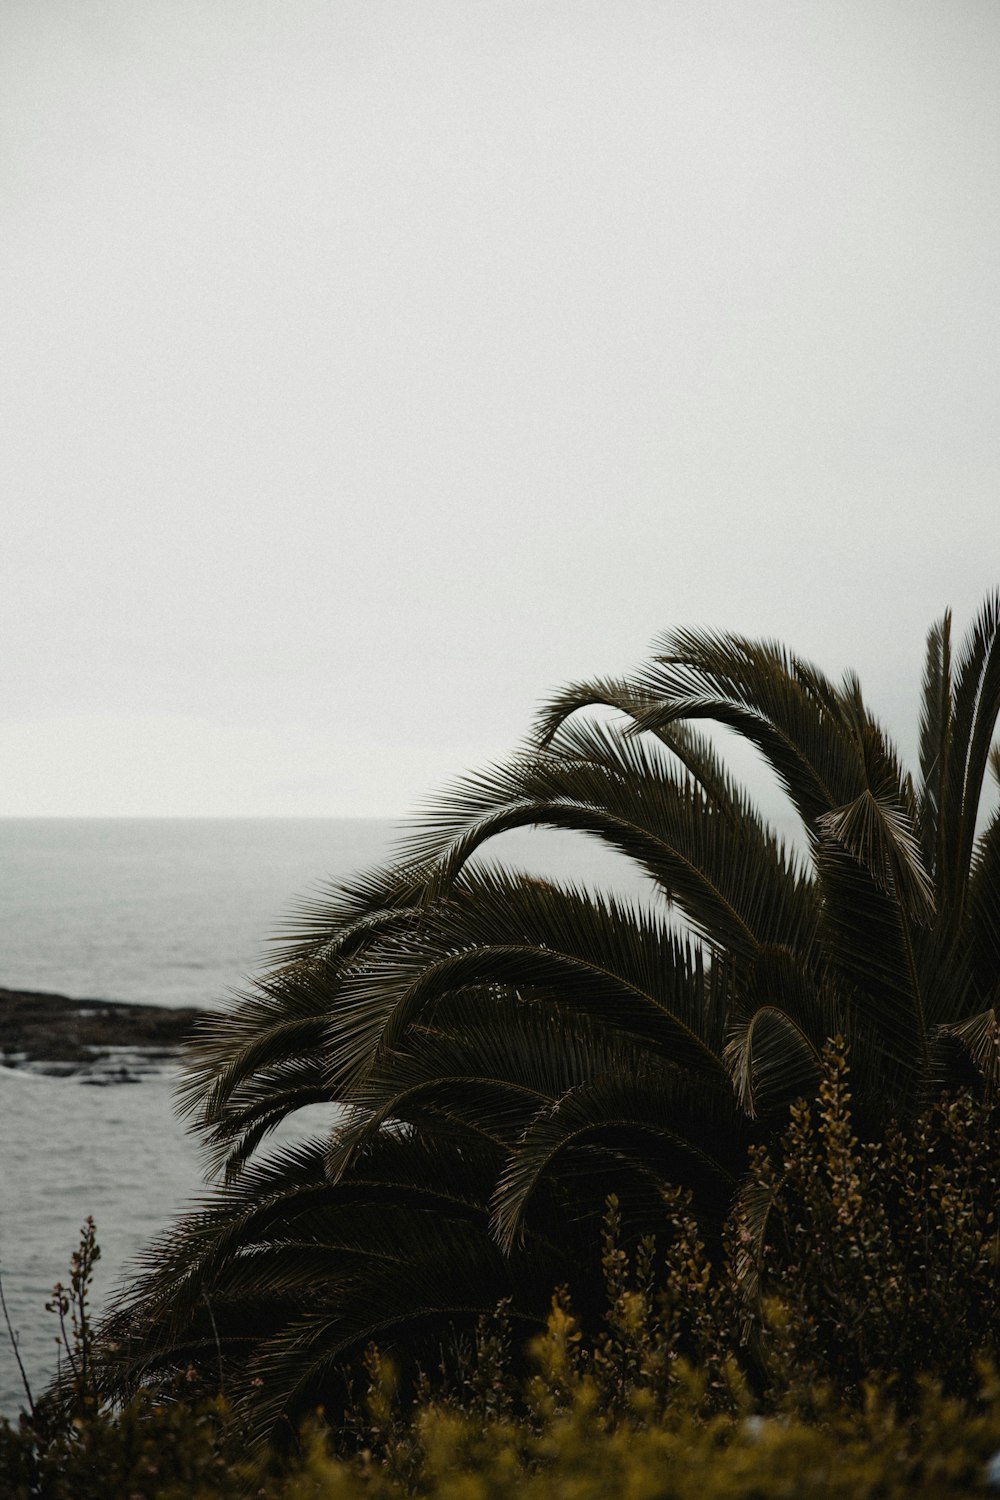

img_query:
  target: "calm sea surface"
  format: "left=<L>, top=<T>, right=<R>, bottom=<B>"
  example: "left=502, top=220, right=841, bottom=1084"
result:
left=0, top=817, right=654, bottom=1414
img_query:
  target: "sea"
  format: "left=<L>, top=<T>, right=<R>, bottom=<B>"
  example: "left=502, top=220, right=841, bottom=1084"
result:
left=0, top=816, right=655, bottom=1416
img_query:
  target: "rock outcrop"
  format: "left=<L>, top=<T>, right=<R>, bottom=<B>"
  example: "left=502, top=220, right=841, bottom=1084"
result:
left=0, top=987, right=210, bottom=1083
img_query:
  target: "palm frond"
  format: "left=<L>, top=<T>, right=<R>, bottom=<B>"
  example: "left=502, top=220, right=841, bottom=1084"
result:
left=813, top=838, right=931, bottom=1106
left=401, top=716, right=814, bottom=967
left=967, top=806, right=1000, bottom=1004
left=632, top=628, right=864, bottom=831
left=722, top=937, right=837, bottom=1120
left=932, top=1006, right=1000, bottom=1091
left=817, top=785, right=934, bottom=926
left=325, top=995, right=682, bottom=1181
left=270, top=855, right=437, bottom=963
left=918, top=609, right=953, bottom=881
left=323, top=870, right=730, bottom=1099
left=940, top=592, right=1000, bottom=927
left=492, top=1065, right=742, bottom=1253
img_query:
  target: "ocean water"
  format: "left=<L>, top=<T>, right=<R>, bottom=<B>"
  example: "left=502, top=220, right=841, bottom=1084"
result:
left=0, top=818, right=403, bottom=1011
left=0, top=819, right=403, bottom=1416
left=0, top=817, right=656, bottom=1415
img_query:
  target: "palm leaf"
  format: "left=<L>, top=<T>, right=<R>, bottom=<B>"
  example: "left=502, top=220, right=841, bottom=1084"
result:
left=492, top=1065, right=742, bottom=1253
left=322, top=870, right=730, bottom=1098
left=940, top=592, right=1000, bottom=928
left=918, top=609, right=953, bottom=883
left=402, top=715, right=814, bottom=966
left=723, top=945, right=836, bottom=1118
left=632, top=628, right=865, bottom=831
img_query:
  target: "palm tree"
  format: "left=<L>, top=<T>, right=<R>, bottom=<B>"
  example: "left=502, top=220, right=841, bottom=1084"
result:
left=101, top=596, right=1000, bottom=1438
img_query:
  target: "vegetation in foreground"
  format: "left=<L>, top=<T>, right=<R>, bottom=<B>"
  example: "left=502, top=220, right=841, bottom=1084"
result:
left=3, top=1042, right=999, bottom=1495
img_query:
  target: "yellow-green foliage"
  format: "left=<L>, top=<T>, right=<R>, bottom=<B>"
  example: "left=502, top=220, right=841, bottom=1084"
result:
left=0, top=1385, right=262, bottom=1500
left=4, top=1042, right=999, bottom=1497
left=279, top=1332, right=1000, bottom=1500
left=4, top=1299, right=1000, bottom=1498
left=745, top=1038, right=1000, bottom=1409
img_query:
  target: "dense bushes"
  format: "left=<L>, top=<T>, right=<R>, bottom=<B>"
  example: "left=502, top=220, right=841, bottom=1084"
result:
left=0, top=1218, right=257, bottom=1498
left=5, top=1303, right=1000, bottom=1498
left=4, top=1043, right=999, bottom=1496
left=0, top=1386, right=248, bottom=1500
left=743, top=1038, right=1000, bottom=1411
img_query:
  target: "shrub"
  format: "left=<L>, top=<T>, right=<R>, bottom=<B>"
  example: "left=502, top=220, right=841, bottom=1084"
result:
left=4, top=1040, right=998, bottom=1495
left=0, top=1219, right=259, bottom=1500
left=744, top=1037, right=1000, bottom=1412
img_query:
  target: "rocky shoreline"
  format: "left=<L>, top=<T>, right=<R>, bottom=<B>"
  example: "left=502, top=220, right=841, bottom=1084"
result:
left=0, top=986, right=211, bottom=1084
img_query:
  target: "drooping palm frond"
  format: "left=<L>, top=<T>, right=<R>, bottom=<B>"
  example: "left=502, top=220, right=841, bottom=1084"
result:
left=491, top=1062, right=744, bottom=1253
left=402, top=714, right=815, bottom=966
left=723, top=943, right=839, bottom=1119
left=342, top=872, right=728, bottom=1069
left=178, top=857, right=438, bottom=1171
left=325, top=989, right=663, bottom=1174
left=271, top=854, right=439, bottom=964
left=632, top=629, right=866, bottom=832
left=102, top=1128, right=571, bottom=1440
left=532, top=676, right=749, bottom=817
left=818, top=784, right=934, bottom=924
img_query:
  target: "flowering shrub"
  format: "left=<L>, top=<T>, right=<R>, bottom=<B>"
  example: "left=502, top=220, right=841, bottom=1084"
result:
left=2, top=1040, right=998, bottom=1496
left=745, top=1037, right=1000, bottom=1410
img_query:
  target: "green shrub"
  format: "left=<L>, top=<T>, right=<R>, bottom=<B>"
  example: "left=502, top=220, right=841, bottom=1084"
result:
left=0, top=1385, right=258, bottom=1500
left=6, top=1305, right=1000, bottom=1499
left=4, top=1040, right=999, bottom=1496
left=745, top=1037, right=1000, bottom=1411
left=0, top=1218, right=261, bottom=1499
left=284, top=1343, right=1000, bottom=1500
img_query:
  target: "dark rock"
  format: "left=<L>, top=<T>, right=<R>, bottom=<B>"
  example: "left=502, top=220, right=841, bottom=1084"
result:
left=0, top=986, right=211, bottom=1079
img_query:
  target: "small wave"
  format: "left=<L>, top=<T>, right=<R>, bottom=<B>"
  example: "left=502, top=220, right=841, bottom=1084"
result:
left=0, top=1058, right=51, bottom=1084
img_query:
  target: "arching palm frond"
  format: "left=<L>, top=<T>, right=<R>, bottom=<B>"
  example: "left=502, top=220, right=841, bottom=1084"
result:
left=632, top=629, right=865, bottom=831
left=403, top=714, right=815, bottom=966
left=178, top=857, right=437, bottom=1173
left=102, top=1129, right=567, bottom=1441
left=319, top=871, right=731, bottom=1098
left=491, top=1062, right=745, bottom=1253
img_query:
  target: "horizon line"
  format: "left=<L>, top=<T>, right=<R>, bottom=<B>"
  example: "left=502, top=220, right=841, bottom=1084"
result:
left=0, top=811, right=409, bottom=821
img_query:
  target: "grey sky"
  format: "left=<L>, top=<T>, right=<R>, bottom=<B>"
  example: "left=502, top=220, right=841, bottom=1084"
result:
left=2, top=2, right=998, bottom=817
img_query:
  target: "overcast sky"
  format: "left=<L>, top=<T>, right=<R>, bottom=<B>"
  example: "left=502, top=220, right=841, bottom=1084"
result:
left=2, top=1, right=998, bottom=818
